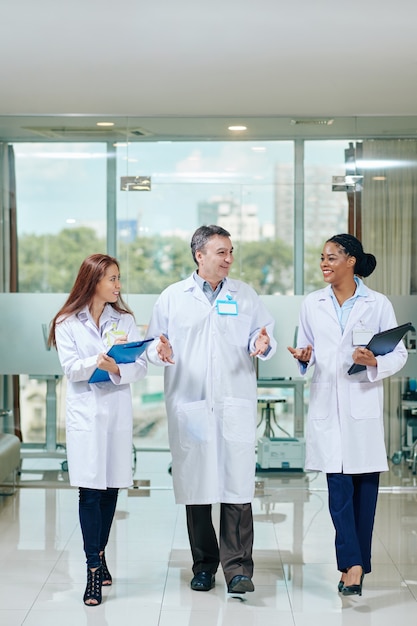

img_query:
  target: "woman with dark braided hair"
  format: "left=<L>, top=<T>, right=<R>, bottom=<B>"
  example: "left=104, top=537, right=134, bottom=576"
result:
left=288, top=234, right=407, bottom=597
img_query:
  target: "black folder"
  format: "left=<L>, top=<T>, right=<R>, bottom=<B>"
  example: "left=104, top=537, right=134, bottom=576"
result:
left=347, top=322, right=414, bottom=375
left=89, top=338, right=153, bottom=383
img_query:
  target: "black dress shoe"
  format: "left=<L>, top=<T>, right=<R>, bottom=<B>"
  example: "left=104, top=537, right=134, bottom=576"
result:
left=342, top=572, right=364, bottom=597
left=338, top=579, right=345, bottom=592
left=227, top=574, right=255, bottom=594
left=190, top=571, right=215, bottom=591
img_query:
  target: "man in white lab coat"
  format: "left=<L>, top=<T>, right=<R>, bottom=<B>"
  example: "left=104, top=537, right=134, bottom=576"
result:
left=146, top=225, right=276, bottom=594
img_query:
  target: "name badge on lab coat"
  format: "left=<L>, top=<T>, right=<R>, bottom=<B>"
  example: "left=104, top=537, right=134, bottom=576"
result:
left=216, top=299, right=238, bottom=316
left=353, top=328, right=373, bottom=346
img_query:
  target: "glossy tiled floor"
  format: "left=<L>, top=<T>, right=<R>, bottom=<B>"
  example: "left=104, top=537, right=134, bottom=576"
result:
left=1, top=451, right=417, bottom=625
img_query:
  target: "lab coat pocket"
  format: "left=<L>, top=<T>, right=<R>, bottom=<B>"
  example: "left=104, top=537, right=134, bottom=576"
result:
left=66, top=391, right=93, bottom=431
left=308, top=383, right=331, bottom=420
left=223, top=313, right=252, bottom=347
left=177, top=400, right=212, bottom=448
left=350, top=382, right=380, bottom=419
left=222, top=397, right=256, bottom=443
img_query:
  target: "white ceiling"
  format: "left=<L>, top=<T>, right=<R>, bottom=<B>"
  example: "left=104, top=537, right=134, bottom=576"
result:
left=1, top=0, right=417, bottom=140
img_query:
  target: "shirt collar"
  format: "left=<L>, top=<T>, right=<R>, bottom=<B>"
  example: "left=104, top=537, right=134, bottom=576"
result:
left=354, top=276, right=368, bottom=296
left=77, top=303, right=121, bottom=325
left=330, top=275, right=367, bottom=303
left=193, top=270, right=224, bottom=293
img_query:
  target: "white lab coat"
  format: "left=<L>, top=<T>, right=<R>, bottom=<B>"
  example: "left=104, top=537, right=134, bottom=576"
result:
left=296, top=282, right=407, bottom=474
left=55, top=304, right=147, bottom=489
left=146, top=274, right=276, bottom=505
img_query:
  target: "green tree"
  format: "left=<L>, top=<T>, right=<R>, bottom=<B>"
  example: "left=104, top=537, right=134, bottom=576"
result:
left=120, top=235, right=196, bottom=293
left=304, top=243, right=326, bottom=293
left=231, top=239, right=293, bottom=295
left=18, top=227, right=106, bottom=292
left=18, top=229, right=295, bottom=295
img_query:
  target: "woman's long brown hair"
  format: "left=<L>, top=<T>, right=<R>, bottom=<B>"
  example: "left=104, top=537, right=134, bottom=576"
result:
left=47, top=254, right=134, bottom=348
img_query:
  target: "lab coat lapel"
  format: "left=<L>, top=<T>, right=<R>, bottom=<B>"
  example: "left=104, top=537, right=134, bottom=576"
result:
left=184, top=274, right=209, bottom=305
left=342, top=292, right=375, bottom=337
left=218, top=277, right=238, bottom=301
left=317, top=286, right=340, bottom=329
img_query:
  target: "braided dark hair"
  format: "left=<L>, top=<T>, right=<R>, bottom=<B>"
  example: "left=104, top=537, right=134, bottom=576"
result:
left=327, top=234, right=377, bottom=278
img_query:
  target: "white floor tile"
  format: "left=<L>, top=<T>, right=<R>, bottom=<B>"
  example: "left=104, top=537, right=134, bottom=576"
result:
left=0, top=451, right=417, bottom=625
left=0, top=611, right=28, bottom=626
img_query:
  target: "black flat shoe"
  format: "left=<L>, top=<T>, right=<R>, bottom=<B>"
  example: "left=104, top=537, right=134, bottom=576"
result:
left=190, top=571, right=215, bottom=591
left=342, top=572, right=364, bottom=596
left=227, top=574, right=255, bottom=594
left=83, top=566, right=103, bottom=606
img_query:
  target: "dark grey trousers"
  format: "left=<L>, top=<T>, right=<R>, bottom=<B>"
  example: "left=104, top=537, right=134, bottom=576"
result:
left=186, top=502, right=254, bottom=584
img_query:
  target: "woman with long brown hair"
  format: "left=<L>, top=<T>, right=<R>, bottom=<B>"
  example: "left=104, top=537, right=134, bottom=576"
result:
left=49, top=254, right=147, bottom=606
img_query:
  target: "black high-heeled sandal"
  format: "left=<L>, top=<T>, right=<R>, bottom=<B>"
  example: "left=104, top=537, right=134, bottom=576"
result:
left=83, top=566, right=103, bottom=606
left=338, top=568, right=347, bottom=592
left=101, top=552, right=112, bottom=586
left=342, top=571, right=364, bottom=596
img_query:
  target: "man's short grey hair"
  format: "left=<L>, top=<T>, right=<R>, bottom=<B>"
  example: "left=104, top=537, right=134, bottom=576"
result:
left=190, top=225, right=231, bottom=265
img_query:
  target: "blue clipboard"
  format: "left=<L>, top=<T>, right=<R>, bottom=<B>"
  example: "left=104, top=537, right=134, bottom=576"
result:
left=88, top=338, right=153, bottom=383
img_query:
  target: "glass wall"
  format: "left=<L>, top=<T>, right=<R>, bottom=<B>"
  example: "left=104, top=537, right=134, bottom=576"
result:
left=2, top=115, right=416, bottom=457
left=15, top=143, right=107, bottom=292
left=114, top=137, right=367, bottom=298
left=14, top=139, right=295, bottom=295
left=10, top=134, right=297, bottom=450
left=304, top=140, right=350, bottom=293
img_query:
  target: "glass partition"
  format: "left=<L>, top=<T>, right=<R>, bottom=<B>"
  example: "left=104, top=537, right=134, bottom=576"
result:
left=116, top=140, right=294, bottom=294
left=15, top=143, right=107, bottom=292
left=304, top=140, right=350, bottom=293
left=14, top=138, right=295, bottom=294
left=1, top=114, right=416, bottom=458
left=5, top=129, right=296, bottom=451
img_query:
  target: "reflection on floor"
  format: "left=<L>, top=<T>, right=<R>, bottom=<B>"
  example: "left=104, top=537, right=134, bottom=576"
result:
left=0, top=451, right=416, bottom=625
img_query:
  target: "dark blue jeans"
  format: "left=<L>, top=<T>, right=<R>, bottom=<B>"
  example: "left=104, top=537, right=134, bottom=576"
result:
left=78, top=487, right=119, bottom=569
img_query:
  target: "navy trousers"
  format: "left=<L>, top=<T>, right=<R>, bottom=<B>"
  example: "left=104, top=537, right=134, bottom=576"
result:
left=326, top=472, right=379, bottom=574
left=78, top=487, right=119, bottom=569
left=186, top=503, right=254, bottom=585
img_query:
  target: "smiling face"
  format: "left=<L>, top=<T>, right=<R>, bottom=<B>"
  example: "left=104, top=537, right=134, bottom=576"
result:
left=195, top=235, right=234, bottom=288
left=320, top=241, right=356, bottom=287
left=93, top=263, right=121, bottom=308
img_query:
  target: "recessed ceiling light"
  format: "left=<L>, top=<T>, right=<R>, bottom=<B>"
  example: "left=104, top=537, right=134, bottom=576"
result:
left=96, top=121, right=115, bottom=127
left=372, top=176, right=386, bottom=181
left=228, top=125, right=247, bottom=131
